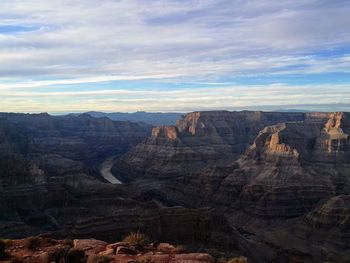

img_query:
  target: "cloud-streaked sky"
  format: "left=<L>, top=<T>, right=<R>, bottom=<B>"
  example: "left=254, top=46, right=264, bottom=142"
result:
left=1, top=0, right=350, bottom=113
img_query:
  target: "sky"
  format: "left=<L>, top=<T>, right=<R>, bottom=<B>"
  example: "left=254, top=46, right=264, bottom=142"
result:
left=0, top=0, right=350, bottom=113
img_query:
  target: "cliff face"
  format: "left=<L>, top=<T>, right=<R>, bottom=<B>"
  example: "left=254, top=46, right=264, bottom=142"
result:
left=114, top=111, right=305, bottom=205
left=0, top=113, right=152, bottom=228
left=3, top=110, right=350, bottom=262
left=113, top=111, right=350, bottom=262
left=0, top=113, right=238, bottom=254
left=305, top=194, right=350, bottom=230
left=119, top=111, right=349, bottom=215
left=206, top=112, right=350, bottom=262
left=0, top=113, right=152, bottom=163
left=214, top=112, right=350, bottom=217
left=0, top=112, right=153, bottom=184
left=0, top=113, right=149, bottom=237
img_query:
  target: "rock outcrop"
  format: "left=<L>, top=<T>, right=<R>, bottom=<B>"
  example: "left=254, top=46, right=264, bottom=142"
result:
left=208, top=112, right=350, bottom=262
left=0, top=113, right=156, bottom=238
left=214, top=112, right=350, bottom=218
left=0, top=112, right=152, bottom=168
left=305, top=194, right=350, bottom=230
left=113, top=111, right=305, bottom=206
left=113, top=111, right=350, bottom=262
left=0, top=113, right=240, bottom=255
left=2, top=110, right=350, bottom=262
left=2, top=236, right=218, bottom=263
left=117, top=111, right=306, bottom=175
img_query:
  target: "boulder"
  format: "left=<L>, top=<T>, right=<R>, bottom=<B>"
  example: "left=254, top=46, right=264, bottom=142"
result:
left=157, top=243, right=176, bottom=253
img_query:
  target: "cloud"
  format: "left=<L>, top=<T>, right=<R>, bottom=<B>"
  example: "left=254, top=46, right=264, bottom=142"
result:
left=0, top=0, right=349, bottom=112
left=0, top=0, right=350, bottom=78
left=1, top=84, right=349, bottom=113
left=0, top=74, right=183, bottom=90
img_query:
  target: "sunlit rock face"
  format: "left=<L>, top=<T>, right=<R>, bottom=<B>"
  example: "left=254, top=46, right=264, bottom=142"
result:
left=312, top=112, right=350, bottom=163
left=115, top=110, right=306, bottom=179
left=2, top=111, right=350, bottom=262
left=213, top=112, right=350, bottom=219
left=113, top=111, right=350, bottom=262
left=113, top=111, right=306, bottom=206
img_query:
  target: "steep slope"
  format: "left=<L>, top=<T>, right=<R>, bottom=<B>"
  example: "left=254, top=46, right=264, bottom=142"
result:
left=113, top=111, right=305, bottom=206
left=114, top=111, right=350, bottom=262
left=0, top=112, right=151, bottom=162
left=0, top=113, right=148, bottom=237
left=215, top=112, right=349, bottom=217
left=0, top=113, right=240, bottom=256
left=208, top=112, right=350, bottom=262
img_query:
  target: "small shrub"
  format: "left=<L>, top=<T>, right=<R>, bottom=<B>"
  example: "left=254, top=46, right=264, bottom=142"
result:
left=66, top=248, right=86, bottom=263
left=123, top=231, right=149, bottom=247
left=46, top=246, right=69, bottom=263
left=24, top=236, right=41, bottom=250
left=226, top=256, right=248, bottom=263
left=87, top=254, right=110, bottom=263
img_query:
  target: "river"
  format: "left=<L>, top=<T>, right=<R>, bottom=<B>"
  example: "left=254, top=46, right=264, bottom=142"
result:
left=100, top=156, right=122, bottom=184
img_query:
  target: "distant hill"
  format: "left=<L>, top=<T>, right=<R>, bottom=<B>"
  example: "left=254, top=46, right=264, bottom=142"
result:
left=84, top=111, right=184, bottom=126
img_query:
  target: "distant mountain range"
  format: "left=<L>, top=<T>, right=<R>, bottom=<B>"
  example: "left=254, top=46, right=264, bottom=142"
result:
left=82, top=111, right=184, bottom=126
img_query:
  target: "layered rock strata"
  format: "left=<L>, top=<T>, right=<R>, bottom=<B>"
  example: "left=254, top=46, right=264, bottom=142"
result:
left=114, top=111, right=306, bottom=205
left=0, top=113, right=238, bottom=254
left=214, top=112, right=349, bottom=218
left=115, top=111, right=350, bottom=262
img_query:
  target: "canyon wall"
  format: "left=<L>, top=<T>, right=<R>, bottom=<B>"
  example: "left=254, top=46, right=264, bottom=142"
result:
left=0, top=113, right=238, bottom=255
left=113, top=111, right=306, bottom=205
left=114, top=111, right=350, bottom=262
left=2, top=111, right=350, bottom=262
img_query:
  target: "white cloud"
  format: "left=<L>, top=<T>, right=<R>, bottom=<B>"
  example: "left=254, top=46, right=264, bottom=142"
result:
left=0, top=0, right=349, bottom=79
left=0, top=0, right=350, bottom=112
left=1, top=84, right=349, bottom=113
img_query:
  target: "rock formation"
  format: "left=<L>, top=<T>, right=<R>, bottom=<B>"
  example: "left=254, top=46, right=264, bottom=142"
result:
left=113, top=111, right=305, bottom=206
left=1, top=236, right=219, bottom=263
left=305, top=194, right=350, bottom=230
left=0, top=112, right=239, bottom=257
left=2, top=110, right=350, bottom=262
left=214, top=112, right=349, bottom=216
left=210, top=112, right=350, bottom=262
left=113, top=111, right=350, bottom=262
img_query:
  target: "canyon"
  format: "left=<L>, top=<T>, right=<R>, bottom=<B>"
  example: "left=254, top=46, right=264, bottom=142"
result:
left=1, top=111, right=350, bottom=262
left=114, top=111, right=350, bottom=262
left=0, top=113, right=237, bottom=255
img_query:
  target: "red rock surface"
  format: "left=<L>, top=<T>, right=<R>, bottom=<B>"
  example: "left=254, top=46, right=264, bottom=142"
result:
left=0, top=237, right=215, bottom=263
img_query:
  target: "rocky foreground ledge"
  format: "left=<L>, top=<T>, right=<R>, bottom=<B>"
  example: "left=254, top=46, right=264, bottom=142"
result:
left=0, top=234, right=247, bottom=263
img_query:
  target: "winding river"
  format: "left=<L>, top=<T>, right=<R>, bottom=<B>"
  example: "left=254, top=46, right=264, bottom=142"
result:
left=100, top=156, right=122, bottom=184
